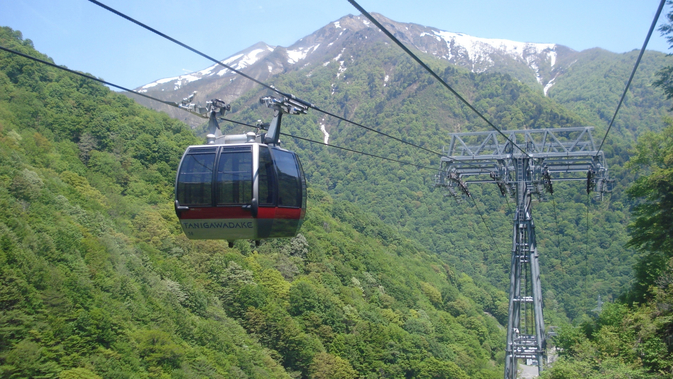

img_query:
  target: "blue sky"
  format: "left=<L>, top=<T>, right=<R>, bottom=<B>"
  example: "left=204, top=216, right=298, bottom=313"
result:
left=1, top=0, right=670, bottom=89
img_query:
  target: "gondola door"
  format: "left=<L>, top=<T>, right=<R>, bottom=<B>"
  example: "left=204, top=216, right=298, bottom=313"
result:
left=213, top=145, right=256, bottom=239
left=176, top=145, right=257, bottom=240
left=256, top=145, right=276, bottom=238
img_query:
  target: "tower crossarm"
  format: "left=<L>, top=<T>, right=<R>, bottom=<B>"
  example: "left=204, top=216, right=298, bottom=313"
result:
left=436, top=127, right=612, bottom=199
left=444, top=127, right=598, bottom=157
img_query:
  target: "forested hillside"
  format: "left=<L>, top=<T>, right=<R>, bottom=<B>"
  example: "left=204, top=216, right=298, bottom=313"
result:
left=128, top=12, right=673, bottom=323
left=540, top=119, right=673, bottom=379
left=548, top=48, right=670, bottom=139
left=3, top=3, right=673, bottom=375
left=214, top=30, right=642, bottom=322
left=541, top=13, right=673, bottom=377
left=0, top=26, right=511, bottom=378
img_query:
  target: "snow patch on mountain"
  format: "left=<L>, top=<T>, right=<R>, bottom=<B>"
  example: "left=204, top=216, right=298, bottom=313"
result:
left=140, top=76, right=179, bottom=91
left=431, top=30, right=555, bottom=61
left=198, top=65, right=216, bottom=76
left=337, top=61, right=347, bottom=78
left=138, top=82, right=159, bottom=92
left=139, top=74, right=200, bottom=92
left=223, top=53, right=244, bottom=65
left=319, top=117, right=330, bottom=144
left=417, top=29, right=557, bottom=74
left=136, top=43, right=277, bottom=92
left=238, top=48, right=267, bottom=68
left=548, top=51, right=557, bottom=67
left=287, top=44, right=320, bottom=64
left=529, top=61, right=542, bottom=84
left=543, top=77, right=557, bottom=96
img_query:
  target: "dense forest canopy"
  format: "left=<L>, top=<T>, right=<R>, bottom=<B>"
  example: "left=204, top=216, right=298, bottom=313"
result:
left=215, top=32, right=651, bottom=323
left=1, top=2, right=673, bottom=376
left=540, top=7, right=673, bottom=377
left=0, top=26, right=511, bottom=378
left=540, top=120, right=673, bottom=379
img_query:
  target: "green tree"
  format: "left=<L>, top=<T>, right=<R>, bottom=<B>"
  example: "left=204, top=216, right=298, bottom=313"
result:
left=625, top=118, right=673, bottom=301
left=418, top=357, right=469, bottom=379
left=59, top=367, right=103, bottom=379
left=134, top=330, right=185, bottom=369
left=309, top=352, right=357, bottom=379
left=655, top=2, right=673, bottom=103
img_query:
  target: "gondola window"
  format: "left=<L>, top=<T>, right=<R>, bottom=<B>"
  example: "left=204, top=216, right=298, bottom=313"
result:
left=177, top=153, right=216, bottom=206
left=216, top=149, right=252, bottom=205
left=274, top=149, right=301, bottom=207
left=259, top=146, right=276, bottom=205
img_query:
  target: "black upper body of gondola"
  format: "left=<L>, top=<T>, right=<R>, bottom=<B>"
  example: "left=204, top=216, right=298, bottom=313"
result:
left=174, top=95, right=309, bottom=241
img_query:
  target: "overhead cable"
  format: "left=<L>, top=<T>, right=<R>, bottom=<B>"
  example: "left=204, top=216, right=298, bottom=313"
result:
left=585, top=194, right=591, bottom=280
left=596, top=0, right=666, bottom=153
left=219, top=119, right=438, bottom=170
left=0, top=44, right=435, bottom=171
left=347, top=0, right=531, bottom=158
left=281, top=133, right=437, bottom=170
left=86, top=0, right=444, bottom=158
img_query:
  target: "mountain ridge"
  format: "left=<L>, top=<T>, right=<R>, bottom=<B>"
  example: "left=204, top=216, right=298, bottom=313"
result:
left=130, top=12, right=669, bottom=139
left=129, top=13, right=571, bottom=125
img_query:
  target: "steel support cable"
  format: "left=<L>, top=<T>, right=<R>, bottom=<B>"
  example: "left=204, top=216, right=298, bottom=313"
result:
left=504, top=192, right=514, bottom=216
left=585, top=194, right=591, bottom=283
left=1, top=43, right=437, bottom=172
left=596, top=0, right=666, bottom=154
left=524, top=265, right=530, bottom=335
left=550, top=193, right=564, bottom=272
left=0, top=45, right=205, bottom=119
left=86, top=0, right=444, bottom=158
left=347, top=0, right=531, bottom=159
left=468, top=195, right=509, bottom=268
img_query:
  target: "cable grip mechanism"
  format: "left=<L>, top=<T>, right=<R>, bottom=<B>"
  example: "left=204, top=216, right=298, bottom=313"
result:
left=259, top=95, right=310, bottom=146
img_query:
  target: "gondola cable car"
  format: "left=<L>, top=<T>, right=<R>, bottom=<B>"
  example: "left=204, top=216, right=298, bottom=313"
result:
left=174, top=95, right=309, bottom=246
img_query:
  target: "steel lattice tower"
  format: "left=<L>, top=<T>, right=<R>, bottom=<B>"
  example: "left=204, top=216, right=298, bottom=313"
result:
left=435, top=127, right=611, bottom=379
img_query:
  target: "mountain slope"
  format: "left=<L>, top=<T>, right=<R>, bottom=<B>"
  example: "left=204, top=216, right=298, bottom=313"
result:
left=0, top=26, right=507, bottom=379
left=128, top=9, right=669, bottom=323
left=548, top=47, right=672, bottom=140
left=210, top=28, right=636, bottom=322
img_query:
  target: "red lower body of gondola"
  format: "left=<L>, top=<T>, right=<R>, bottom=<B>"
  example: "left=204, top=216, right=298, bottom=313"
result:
left=177, top=206, right=304, bottom=240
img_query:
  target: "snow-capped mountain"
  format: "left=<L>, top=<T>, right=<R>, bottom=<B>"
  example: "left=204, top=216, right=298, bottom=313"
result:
left=129, top=13, right=581, bottom=126
left=327, top=13, right=564, bottom=91
left=136, top=42, right=277, bottom=95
